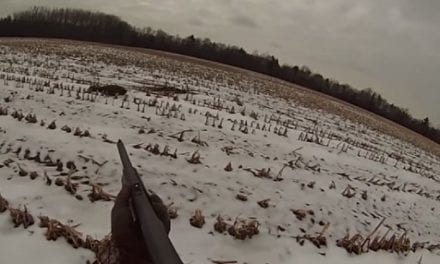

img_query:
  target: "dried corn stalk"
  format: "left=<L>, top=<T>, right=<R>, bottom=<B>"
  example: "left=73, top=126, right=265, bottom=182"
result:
left=336, top=218, right=412, bottom=255
left=329, top=181, right=336, bottom=189
left=236, top=194, right=248, bottom=201
left=224, top=162, right=233, bottom=172
left=17, top=164, right=28, bottom=177
left=189, top=209, right=205, bottom=228
left=342, top=184, right=356, bottom=198
left=186, top=150, right=201, bottom=164
left=47, top=120, right=56, bottom=130
left=64, top=175, right=78, bottom=195
left=227, top=218, right=259, bottom=240
left=214, top=215, right=229, bottom=233
left=44, top=171, right=52, bottom=185
left=9, top=206, right=34, bottom=228
left=39, top=216, right=84, bottom=248
left=61, top=125, right=72, bottom=133
left=88, top=184, right=115, bottom=202
left=0, top=194, right=9, bottom=213
left=257, top=199, right=270, bottom=208
left=30, top=171, right=39, bottom=180
left=298, top=223, right=330, bottom=248
left=243, top=167, right=272, bottom=179
left=55, top=178, right=64, bottom=186
left=84, top=235, right=101, bottom=252
left=167, top=203, right=178, bottom=219
left=336, top=233, right=364, bottom=254
left=291, top=209, right=314, bottom=221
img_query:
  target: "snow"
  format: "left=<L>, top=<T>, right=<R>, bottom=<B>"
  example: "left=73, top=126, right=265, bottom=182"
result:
left=0, top=38, right=439, bottom=263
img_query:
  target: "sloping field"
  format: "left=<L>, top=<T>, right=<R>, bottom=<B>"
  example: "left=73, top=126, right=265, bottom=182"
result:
left=0, top=38, right=439, bottom=264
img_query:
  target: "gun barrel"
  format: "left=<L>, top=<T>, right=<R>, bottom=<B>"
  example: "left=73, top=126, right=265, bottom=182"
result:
left=117, top=140, right=134, bottom=168
left=117, top=140, right=183, bottom=264
left=117, top=140, right=143, bottom=188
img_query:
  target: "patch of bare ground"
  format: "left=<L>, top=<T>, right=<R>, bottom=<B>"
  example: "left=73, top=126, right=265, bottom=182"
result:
left=1, top=37, right=437, bottom=156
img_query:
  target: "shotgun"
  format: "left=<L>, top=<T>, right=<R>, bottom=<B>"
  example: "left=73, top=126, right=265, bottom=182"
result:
left=117, top=140, right=183, bottom=264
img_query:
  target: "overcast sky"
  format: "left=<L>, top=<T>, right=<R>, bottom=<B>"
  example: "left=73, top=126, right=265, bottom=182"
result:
left=1, top=0, right=439, bottom=125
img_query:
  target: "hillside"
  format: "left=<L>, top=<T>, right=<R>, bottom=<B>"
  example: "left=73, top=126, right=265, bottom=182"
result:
left=0, top=39, right=439, bottom=264
left=1, top=7, right=439, bottom=144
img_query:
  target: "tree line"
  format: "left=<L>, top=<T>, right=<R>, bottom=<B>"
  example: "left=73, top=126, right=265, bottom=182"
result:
left=0, top=7, right=438, bottom=143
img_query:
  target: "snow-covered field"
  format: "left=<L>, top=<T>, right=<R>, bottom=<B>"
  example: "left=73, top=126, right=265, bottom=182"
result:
left=0, top=38, right=439, bottom=264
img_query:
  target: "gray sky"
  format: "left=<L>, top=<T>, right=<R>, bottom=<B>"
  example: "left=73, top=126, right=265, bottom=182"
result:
left=1, top=0, right=439, bottom=125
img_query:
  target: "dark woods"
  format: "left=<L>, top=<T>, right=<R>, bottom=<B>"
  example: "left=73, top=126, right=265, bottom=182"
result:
left=0, top=7, right=438, bottom=143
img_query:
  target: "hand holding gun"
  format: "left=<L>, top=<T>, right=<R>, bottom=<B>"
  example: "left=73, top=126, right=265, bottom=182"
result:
left=111, top=140, right=183, bottom=264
